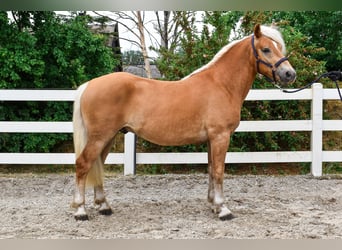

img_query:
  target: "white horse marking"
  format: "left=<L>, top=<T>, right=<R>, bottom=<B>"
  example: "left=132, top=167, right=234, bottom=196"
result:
left=272, top=41, right=278, bottom=50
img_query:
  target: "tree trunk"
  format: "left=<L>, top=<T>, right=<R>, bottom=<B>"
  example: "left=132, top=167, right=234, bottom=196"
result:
left=136, top=11, right=152, bottom=79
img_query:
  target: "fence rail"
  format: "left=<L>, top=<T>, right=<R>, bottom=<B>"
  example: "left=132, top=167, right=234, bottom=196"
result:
left=1, top=83, right=341, bottom=176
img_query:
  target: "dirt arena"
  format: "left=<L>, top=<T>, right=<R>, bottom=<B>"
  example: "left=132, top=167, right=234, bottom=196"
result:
left=0, top=173, right=342, bottom=239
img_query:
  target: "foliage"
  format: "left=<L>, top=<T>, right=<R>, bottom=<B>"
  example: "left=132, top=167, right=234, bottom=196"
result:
left=0, top=11, right=119, bottom=153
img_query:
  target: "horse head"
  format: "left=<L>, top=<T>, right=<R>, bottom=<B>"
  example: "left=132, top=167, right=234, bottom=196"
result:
left=252, top=24, right=296, bottom=87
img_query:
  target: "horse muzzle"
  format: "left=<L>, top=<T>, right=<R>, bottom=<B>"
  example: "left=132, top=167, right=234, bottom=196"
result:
left=276, top=66, right=296, bottom=87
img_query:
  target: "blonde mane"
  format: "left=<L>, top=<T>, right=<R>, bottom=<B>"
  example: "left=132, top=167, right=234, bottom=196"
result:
left=183, top=25, right=286, bottom=79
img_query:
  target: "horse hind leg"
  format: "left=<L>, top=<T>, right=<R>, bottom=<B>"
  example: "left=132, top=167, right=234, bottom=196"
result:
left=72, top=150, right=93, bottom=220
left=93, top=138, right=116, bottom=216
left=207, top=141, right=215, bottom=204
left=72, top=138, right=110, bottom=220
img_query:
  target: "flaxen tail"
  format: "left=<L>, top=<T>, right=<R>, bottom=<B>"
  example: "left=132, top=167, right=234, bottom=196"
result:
left=73, top=82, right=103, bottom=187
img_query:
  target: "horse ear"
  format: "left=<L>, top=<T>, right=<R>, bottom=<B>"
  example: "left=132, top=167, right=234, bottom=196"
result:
left=254, top=24, right=262, bottom=38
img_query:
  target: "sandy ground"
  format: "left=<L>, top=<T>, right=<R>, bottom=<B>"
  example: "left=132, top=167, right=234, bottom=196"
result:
left=0, top=173, right=342, bottom=239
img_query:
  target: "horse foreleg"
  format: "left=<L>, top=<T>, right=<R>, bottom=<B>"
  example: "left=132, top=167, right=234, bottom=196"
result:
left=208, top=134, right=234, bottom=220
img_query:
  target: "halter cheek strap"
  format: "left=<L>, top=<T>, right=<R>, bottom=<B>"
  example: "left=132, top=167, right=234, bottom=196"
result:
left=251, top=35, right=288, bottom=83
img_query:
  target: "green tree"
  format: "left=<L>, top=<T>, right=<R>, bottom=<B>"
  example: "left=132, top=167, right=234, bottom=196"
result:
left=0, top=11, right=119, bottom=153
left=122, top=50, right=144, bottom=65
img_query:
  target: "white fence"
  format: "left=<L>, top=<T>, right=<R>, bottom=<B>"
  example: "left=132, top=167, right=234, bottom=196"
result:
left=0, top=83, right=341, bottom=176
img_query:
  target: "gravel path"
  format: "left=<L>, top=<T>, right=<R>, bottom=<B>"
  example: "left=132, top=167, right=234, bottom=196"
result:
left=0, top=173, right=342, bottom=239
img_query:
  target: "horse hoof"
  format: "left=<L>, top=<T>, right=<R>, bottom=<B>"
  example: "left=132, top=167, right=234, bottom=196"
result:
left=219, top=212, right=234, bottom=221
left=74, top=214, right=89, bottom=221
left=99, top=208, right=113, bottom=216
left=218, top=206, right=234, bottom=221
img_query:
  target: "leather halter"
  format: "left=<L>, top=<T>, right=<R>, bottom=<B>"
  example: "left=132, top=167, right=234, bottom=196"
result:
left=251, top=35, right=288, bottom=83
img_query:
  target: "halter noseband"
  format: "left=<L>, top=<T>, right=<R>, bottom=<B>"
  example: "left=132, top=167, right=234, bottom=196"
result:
left=251, top=35, right=288, bottom=83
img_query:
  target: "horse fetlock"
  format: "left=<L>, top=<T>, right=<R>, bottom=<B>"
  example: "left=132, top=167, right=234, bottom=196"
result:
left=71, top=202, right=77, bottom=209
left=71, top=200, right=83, bottom=209
left=207, top=190, right=215, bottom=204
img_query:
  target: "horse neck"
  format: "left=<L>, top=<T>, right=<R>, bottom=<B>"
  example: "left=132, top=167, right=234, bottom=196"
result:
left=204, top=37, right=256, bottom=105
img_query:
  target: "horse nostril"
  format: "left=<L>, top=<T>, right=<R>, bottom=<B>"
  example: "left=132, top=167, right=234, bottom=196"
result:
left=286, top=70, right=296, bottom=80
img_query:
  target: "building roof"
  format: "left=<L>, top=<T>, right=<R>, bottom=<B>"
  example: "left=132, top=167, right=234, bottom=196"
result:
left=123, top=65, right=162, bottom=79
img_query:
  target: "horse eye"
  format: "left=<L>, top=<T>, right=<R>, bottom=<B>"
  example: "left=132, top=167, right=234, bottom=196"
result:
left=262, top=48, right=271, bottom=53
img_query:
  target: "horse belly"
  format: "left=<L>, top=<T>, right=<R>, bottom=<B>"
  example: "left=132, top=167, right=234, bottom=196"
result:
left=131, top=115, right=208, bottom=146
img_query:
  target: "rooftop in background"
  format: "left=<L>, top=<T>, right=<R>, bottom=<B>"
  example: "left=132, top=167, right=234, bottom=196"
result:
left=123, top=65, right=162, bottom=79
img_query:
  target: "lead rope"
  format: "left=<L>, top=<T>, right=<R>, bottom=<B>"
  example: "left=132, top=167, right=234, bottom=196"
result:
left=281, top=71, right=342, bottom=101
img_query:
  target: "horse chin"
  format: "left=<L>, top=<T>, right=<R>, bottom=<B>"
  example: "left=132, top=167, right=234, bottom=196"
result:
left=278, top=77, right=296, bottom=88
left=272, top=80, right=290, bottom=89
left=278, top=81, right=289, bottom=88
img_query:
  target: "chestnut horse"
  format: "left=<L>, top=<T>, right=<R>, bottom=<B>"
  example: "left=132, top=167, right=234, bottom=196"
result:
left=71, top=24, right=296, bottom=220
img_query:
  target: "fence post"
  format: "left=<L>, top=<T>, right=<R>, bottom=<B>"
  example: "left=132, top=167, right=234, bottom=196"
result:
left=124, top=132, right=136, bottom=175
left=311, top=83, right=323, bottom=177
